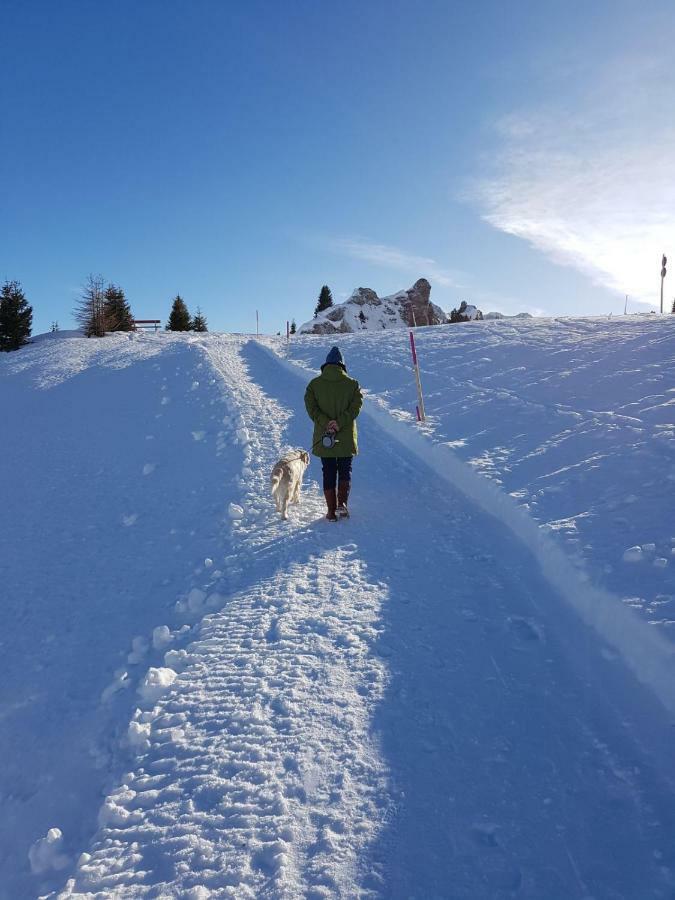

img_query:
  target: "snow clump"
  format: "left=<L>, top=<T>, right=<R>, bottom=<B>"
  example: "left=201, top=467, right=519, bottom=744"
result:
left=28, top=827, right=70, bottom=874
left=228, top=503, right=244, bottom=519
left=128, top=719, right=152, bottom=751
left=152, top=625, right=173, bottom=650
left=188, top=588, right=206, bottom=612
left=138, top=667, right=177, bottom=703
left=164, top=648, right=189, bottom=671
left=98, top=786, right=142, bottom=827
left=622, top=546, right=644, bottom=563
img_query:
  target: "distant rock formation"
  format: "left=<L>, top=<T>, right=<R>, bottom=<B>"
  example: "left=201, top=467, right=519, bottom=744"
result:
left=299, top=278, right=447, bottom=334
left=484, top=311, right=533, bottom=320
left=449, top=301, right=483, bottom=323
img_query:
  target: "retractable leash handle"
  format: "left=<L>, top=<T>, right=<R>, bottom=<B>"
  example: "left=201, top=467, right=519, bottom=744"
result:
left=311, top=432, right=339, bottom=452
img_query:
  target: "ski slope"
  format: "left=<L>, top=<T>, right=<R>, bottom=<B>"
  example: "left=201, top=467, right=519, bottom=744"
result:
left=1, top=322, right=674, bottom=899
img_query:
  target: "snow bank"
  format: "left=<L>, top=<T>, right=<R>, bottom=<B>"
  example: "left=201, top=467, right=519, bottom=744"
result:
left=263, top=339, right=675, bottom=717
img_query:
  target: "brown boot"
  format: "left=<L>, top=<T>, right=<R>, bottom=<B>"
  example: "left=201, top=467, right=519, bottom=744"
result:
left=337, top=482, right=350, bottom=518
left=324, top=488, right=337, bottom=521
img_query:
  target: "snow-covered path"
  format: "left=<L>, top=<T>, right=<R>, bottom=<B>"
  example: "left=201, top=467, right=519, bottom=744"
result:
left=47, top=335, right=675, bottom=899
left=3, top=331, right=675, bottom=898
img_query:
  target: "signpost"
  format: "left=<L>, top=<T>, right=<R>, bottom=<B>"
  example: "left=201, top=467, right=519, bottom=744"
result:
left=409, top=330, right=426, bottom=422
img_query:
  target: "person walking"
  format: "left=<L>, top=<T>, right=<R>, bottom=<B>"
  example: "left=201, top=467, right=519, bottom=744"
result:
left=304, top=345, right=363, bottom=521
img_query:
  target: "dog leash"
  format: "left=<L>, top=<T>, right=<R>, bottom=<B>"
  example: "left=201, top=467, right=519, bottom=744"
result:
left=281, top=433, right=339, bottom=465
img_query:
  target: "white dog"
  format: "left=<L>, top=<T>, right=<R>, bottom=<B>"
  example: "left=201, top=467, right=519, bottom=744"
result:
left=270, top=449, right=310, bottom=520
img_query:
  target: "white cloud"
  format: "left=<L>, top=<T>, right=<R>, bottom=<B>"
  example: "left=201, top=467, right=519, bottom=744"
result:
left=471, top=51, right=675, bottom=307
left=324, top=236, right=461, bottom=288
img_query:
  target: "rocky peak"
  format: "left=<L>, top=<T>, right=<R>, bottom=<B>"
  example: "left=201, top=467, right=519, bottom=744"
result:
left=299, top=278, right=448, bottom=335
left=349, top=287, right=380, bottom=307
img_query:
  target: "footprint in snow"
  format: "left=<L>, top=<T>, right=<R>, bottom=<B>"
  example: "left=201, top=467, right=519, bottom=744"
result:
left=507, top=615, right=544, bottom=644
left=471, top=823, right=500, bottom=847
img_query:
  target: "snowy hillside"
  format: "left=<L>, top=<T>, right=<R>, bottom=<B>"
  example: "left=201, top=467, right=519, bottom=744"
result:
left=2, top=320, right=675, bottom=899
left=280, top=315, right=675, bottom=633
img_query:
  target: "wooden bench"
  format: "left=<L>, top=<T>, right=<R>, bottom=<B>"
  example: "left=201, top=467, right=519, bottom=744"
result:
left=133, top=319, right=161, bottom=332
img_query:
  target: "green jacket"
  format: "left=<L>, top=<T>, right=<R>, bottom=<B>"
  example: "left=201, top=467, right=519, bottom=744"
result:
left=304, top=365, right=363, bottom=457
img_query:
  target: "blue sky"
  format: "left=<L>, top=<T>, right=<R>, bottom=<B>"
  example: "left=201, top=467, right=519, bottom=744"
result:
left=2, top=0, right=673, bottom=334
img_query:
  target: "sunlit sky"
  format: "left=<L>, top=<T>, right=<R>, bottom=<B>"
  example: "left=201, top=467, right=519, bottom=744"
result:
left=3, top=0, right=674, bottom=334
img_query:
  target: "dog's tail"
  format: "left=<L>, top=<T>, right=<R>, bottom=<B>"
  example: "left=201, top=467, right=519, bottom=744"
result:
left=270, top=470, right=282, bottom=495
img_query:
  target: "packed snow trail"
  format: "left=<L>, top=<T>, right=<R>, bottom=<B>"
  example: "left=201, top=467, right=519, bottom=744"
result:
left=277, top=316, right=675, bottom=634
left=49, top=335, right=675, bottom=899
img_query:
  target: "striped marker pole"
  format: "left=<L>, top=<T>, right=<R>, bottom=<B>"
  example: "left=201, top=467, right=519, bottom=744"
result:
left=409, top=330, right=426, bottom=422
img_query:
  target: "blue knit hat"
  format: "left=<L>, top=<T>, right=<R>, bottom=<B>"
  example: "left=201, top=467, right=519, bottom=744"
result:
left=322, top=345, right=346, bottom=371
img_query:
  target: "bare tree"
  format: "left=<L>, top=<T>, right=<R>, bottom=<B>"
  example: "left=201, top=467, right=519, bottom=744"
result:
left=74, top=274, right=106, bottom=337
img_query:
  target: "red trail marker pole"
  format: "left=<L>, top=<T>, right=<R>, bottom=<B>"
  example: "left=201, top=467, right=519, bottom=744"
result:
left=409, top=330, right=426, bottom=422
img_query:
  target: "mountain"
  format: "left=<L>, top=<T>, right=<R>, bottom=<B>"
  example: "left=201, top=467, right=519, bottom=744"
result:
left=299, top=278, right=447, bottom=333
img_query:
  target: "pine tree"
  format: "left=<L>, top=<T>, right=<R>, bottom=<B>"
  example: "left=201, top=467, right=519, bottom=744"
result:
left=166, top=294, right=191, bottom=331
left=74, top=274, right=106, bottom=337
left=103, top=283, right=135, bottom=332
left=0, top=281, right=33, bottom=351
left=314, top=285, right=333, bottom=317
left=192, top=307, right=208, bottom=332
left=671, top=299, right=675, bottom=314
left=290, top=319, right=296, bottom=335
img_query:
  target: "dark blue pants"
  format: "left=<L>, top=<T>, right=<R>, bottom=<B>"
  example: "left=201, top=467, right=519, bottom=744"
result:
left=321, top=457, right=352, bottom=491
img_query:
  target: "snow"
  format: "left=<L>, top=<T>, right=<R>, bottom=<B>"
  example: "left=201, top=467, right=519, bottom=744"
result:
left=278, top=315, right=675, bottom=635
left=228, top=501, right=245, bottom=519
left=28, top=829, right=70, bottom=876
left=2, top=320, right=675, bottom=898
left=152, top=624, right=173, bottom=650
left=137, top=666, right=178, bottom=703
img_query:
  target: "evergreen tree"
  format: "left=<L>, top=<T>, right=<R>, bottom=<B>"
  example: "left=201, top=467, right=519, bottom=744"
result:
left=290, top=319, right=296, bottom=334
left=103, top=283, right=135, bottom=332
left=74, top=274, right=106, bottom=337
left=0, top=280, right=33, bottom=351
left=192, top=307, right=208, bottom=332
left=314, top=285, right=333, bottom=317
left=166, top=294, right=191, bottom=331
left=672, top=299, right=675, bottom=314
